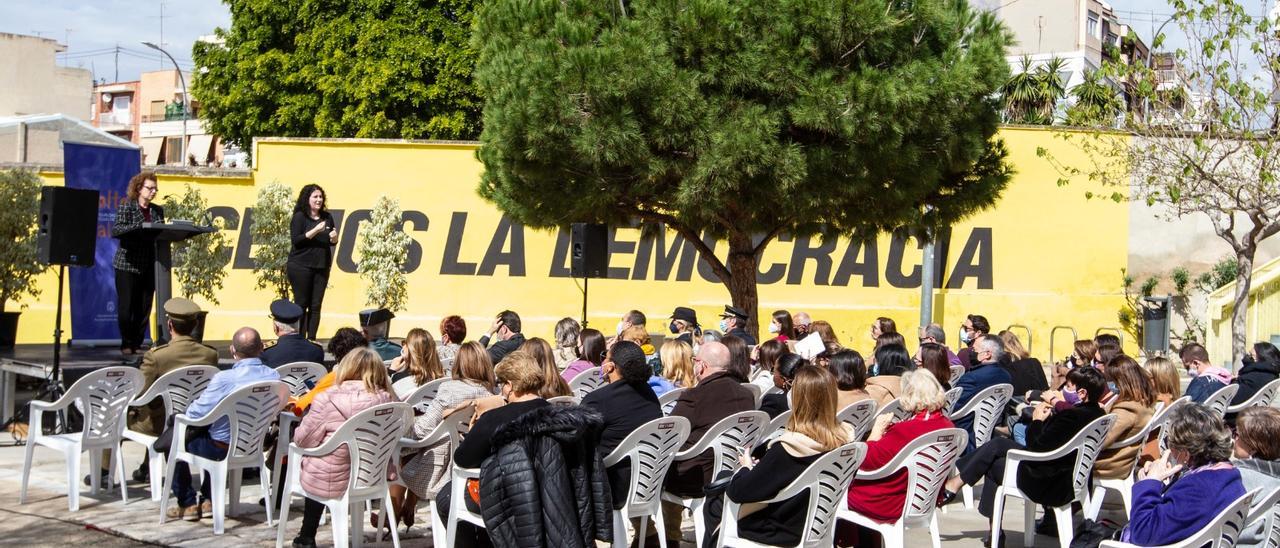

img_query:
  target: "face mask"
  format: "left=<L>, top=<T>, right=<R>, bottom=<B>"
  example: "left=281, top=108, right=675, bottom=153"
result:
left=669, top=321, right=679, bottom=334
left=968, top=350, right=981, bottom=367
left=768, top=323, right=780, bottom=334
left=616, top=321, right=626, bottom=336
left=960, top=330, right=972, bottom=345
left=719, top=319, right=730, bottom=332
left=1062, top=389, right=1081, bottom=406
left=1243, top=355, right=1256, bottom=366
left=1186, top=367, right=1199, bottom=378
left=1106, top=382, right=1118, bottom=393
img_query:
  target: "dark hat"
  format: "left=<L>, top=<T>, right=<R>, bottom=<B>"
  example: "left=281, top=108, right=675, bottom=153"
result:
left=670, top=306, right=698, bottom=325
left=163, top=297, right=202, bottom=321
left=720, top=305, right=749, bottom=321
left=270, top=299, right=304, bottom=323
left=359, top=308, right=395, bottom=327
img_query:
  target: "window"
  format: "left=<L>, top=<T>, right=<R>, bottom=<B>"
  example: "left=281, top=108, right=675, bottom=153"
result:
left=150, top=100, right=165, bottom=117
left=1087, top=11, right=1100, bottom=39
left=164, top=136, right=184, bottom=165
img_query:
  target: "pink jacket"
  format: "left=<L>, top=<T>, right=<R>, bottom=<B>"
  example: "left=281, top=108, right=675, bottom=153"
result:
left=294, top=380, right=398, bottom=499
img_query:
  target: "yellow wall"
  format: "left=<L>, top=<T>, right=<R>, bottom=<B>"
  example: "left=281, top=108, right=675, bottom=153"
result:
left=1208, top=256, right=1280, bottom=367
left=15, top=127, right=1130, bottom=362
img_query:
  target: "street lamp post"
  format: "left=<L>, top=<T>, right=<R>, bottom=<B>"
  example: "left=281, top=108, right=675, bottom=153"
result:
left=142, top=41, right=187, bottom=165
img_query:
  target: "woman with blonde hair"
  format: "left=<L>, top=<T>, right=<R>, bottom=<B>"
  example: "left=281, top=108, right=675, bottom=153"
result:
left=553, top=317, right=581, bottom=370
left=394, top=342, right=495, bottom=530
left=659, top=339, right=697, bottom=390
left=1143, top=356, right=1181, bottom=405
left=519, top=337, right=572, bottom=398
left=998, top=330, right=1049, bottom=395
left=810, top=320, right=842, bottom=350
left=288, top=348, right=398, bottom=547
left=388, top=328, right=446, bottom=398
left=843, top=369, right=955, bottom=543
left=703, top=365, right=854, bottom=546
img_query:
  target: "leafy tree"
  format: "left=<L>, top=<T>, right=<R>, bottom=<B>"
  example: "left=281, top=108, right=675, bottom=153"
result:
left=1001, top=56, right=1068, bottom=124
left=358, top=196, right=412, bottom=312
left=0, top=170, right=43, bottom=315
left=1041, top=0, right=1280, bottom=367
left=475, top=0, right=1015, bottom=337
left=163, top=185, right=232, bottom=304
left=251, top=182, right=293, bottom=299
left=1064, top=70, right=1122, bottom=127
left=192, top=0, right=482, bottom=152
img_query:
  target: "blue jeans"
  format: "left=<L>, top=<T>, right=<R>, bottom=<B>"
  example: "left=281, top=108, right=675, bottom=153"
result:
left=171, top=433, right=228, bottom=507
left=1012, top=422, right=1028, bottom=445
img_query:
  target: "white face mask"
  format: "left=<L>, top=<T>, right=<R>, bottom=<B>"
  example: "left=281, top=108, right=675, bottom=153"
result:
left=616, top=321, right=626, bottom=336
left=768, top=323, right=780, bottom=334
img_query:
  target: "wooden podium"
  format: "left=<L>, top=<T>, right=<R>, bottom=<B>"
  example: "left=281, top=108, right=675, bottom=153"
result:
left=122, top=221, right=215, bottom=345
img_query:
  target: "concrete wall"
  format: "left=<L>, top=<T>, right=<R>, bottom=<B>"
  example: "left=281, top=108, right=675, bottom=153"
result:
left=1000, top=0, right=1082, bottom=58
left=0, top=33, right=91, bottom=120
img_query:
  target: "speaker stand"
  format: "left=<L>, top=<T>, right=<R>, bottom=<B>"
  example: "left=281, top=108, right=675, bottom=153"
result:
left=580, top=275, right=589, bottom=329
left=33, top=265, right=68, bottom=436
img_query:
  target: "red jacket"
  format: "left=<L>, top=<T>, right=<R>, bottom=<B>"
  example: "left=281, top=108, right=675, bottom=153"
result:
left=847, top=410, right=954, bottom=523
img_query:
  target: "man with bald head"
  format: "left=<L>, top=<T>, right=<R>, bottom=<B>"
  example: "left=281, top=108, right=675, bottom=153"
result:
left=657, top=341, right=755, bottom=544
left=167, top=327, right=280, bottom=521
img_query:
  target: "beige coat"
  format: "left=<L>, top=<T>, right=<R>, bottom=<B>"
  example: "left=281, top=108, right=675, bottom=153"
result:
left=1094, top=400, right=1154, bottom=479
left=865, top=376, right=902, bottom=407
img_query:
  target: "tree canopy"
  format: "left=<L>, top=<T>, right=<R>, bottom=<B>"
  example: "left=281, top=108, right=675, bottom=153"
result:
left=192, top=0, right=482, bottom=150
left=474, top=0, right=1015, bottom=334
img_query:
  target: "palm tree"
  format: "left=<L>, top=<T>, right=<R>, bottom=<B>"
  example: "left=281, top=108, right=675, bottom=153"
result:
left=1066, top=70, right=1122, bottom=127
left=1000, top=56, right=1067, bottom=124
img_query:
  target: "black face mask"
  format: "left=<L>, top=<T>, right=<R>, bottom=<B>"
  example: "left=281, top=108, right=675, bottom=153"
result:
left=969, top=349, right=981, bottom=367
left=669, top=321, right=679, bottom=334
left=1243, top=355, right=1256, bottom=366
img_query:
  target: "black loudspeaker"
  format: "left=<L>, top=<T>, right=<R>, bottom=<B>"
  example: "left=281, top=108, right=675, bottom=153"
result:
left=570, top=223, right=608, bottom=278
left=38, top=186, right=99, bottom=267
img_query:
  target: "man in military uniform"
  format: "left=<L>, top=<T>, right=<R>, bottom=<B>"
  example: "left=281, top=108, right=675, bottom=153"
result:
left=360, top=308, right=401, bottom=361
left=261, top=299, right=325, bottom=367
left=126, top=297, right=219, bottom=482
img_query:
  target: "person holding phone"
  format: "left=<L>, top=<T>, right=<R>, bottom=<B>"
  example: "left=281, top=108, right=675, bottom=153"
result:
left=287, top=184, right=338, bottom=340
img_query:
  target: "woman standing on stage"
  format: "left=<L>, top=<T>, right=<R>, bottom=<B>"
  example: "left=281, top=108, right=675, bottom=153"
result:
left=288, top=184, right=337, bottom=340
left=112, top=171, right=164, bottom=356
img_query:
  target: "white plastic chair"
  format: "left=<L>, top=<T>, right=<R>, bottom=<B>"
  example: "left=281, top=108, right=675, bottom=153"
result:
left=602, top=416, right=691, bottom=548
left=837, top=428, right=968, bottom=548
left=124, top=365, right=219, bottom=502
left=402, top=408, right=474, bottom=548
left=1155, top=396, right=1192, bottom=454
left=877, top=399, right=914, bottom=423
left=276, top=402, right=412, bottom=548
left=1100, top=488, right=1256, bottom=548
left=1085, top=401, right=1166, bottom=520
left=991, top=413, right=1117, bottom=548
left=401, top=377, right=449, bottom=413
left=275, top=362, right=326, bottom=398
left=943, top=386, right=963, bottom=415
left=547, top=395, right=577, bottom=405
left=837, top=399, right=879, bottom=441
left=569, top=367, right=605, bottom=399
left=659, top=388, right=685, bottom=415
left=20, top=366, right=144, bottom=511
left=1227, top=378, right=1280, bottom=414
left=437, top=464, right=484, bottom=548
left=949, top=365, right=966, bottom=385
left=758, top=410, right=792, bottom=447
left=1204, top=383, right=1240, bottom=419
left=948, top=383, right=1013, bottom=510
left=718, top=441, right=866, bottom=548
left=661, top=410, right=770, bottom=544
left=1244, top=486, right=1280, bottom=548
left=741, top=382, right=764, bottom=409
left=159, top=380, right=290, bottom=534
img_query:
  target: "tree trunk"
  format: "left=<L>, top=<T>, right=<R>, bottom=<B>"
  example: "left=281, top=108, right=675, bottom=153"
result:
left=1230, top=250, right=1254, bottom=371
left=724, top=231, right=761, bottom=341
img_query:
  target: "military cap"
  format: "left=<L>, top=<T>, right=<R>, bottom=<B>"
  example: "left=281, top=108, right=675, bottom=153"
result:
left=719, top=305, right=750, bottom=321
left=270, top=299, right=304, bottom=323
left=163, top=298, right=202, bottom=321
left=359, top=308, right=395, bottom=327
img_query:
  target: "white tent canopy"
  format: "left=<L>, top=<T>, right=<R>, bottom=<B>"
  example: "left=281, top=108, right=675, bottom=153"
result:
left=0, top=113, right=138, bottom=164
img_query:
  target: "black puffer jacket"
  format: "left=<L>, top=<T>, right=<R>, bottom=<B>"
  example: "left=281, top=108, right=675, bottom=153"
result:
left=479, top=404, right=612, bottom=548
left=1231, top=359, right=1280, bottom=406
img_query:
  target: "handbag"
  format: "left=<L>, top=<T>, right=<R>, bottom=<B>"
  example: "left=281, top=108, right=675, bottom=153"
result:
left=1070, top=518, right=1120, bottom=548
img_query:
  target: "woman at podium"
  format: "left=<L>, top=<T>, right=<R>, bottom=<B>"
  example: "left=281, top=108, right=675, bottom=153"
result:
left=111, top=171, right=164, bottom=356
left=287, top=184, right=338, bottom=340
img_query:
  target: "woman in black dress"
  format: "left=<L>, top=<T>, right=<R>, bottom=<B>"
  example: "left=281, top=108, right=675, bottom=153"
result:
left=287, top=184, right=337, bottom=340
left=111, top=171, right=164, bottom=355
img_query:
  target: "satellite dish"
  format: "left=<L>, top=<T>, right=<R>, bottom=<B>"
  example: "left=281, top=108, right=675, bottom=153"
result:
left=102, top=92, right=113, bottom=102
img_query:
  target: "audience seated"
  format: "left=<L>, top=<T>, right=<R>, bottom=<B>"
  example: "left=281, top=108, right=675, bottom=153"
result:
left=768, top=309, right=797, bottom=343
left=1234, top=406, right=1280, bottom=548
left=702, top=365, right=855, bottom=547
left=660, top=341, right=756, bottom=545
left=749, top=339, right=789, bottom=394
left=842, top=370, right=955, bottom=546
left=1052, top=339, right=1098, bottom=390
left=387, top=327, right=445, bottom=399
left=436, top=315, right=466, bottom=374
left=478, top=310, right=526, bottom=364
left=1119, top=404, right=1245, bottom=546
left=866, top=343, right=913, bottom=407
left=957, top=314, right=990, bottom=369
left=829, top=349, right=872, bottom=411
left=1093, top=356, right=1155, bottom=480
left=810, top=320, right=842, bottom=351
left=562, top=328, right=605, bottom=381
left=917, top=342, right=952, bottom=390
left=759, top=353, right=803, bottom=418
left=653, top=339, right=697, bottom=395
left=261, top=299, right=324, bottom=368
left=394, top=341, right=496, bottom=529
left=581, top=340, right=663, bottom=508
left=167, top=328, right=280, bottom=522
left=1182, top=343, right=1230, bottom=404
left=552, top=317, right=582, bottom=370
left=952, top=335, right=1014, bottom=453
left=294, top=328, right=367, bottom=414
left=618, top=324, right=663, bottom=375
left=1142, top=356, right=1181, bottom=405
left=519, top=337, right=573, bottom=398
left=943, top=367, right=1107, bottom=532
left=360, top=308, right=401, bottom=361
left=1230, top=342, right=1280, bottom=408
left=997, top=330, right=1049, bottom=396
left=918, top=323, right=961, bottom=366
left=288, top=348, right=398, bottom=548
left=722, top=335, right=753, bottom=382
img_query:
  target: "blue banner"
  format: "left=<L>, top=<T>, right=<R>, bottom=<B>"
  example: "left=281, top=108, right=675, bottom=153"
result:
left=64, top=142, right=141, bottom=344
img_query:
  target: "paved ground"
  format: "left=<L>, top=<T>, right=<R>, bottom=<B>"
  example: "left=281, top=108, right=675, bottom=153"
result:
left=0, top=432, right=1127, bottom=547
